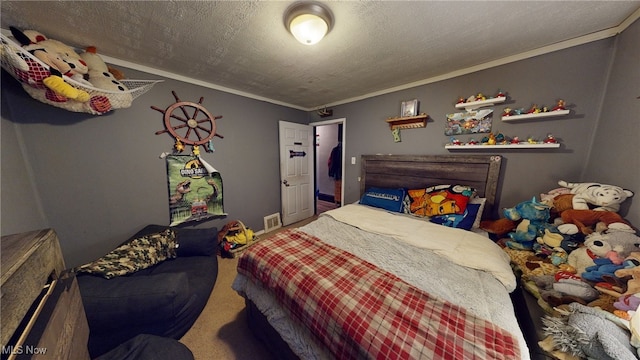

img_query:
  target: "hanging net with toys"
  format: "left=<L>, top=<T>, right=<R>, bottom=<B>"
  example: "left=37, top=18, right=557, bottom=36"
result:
left=1, top=33, right=162, bottom=115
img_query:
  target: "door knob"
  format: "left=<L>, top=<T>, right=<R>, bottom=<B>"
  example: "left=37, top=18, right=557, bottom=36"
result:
left=282, top=180, right=290, bottom=187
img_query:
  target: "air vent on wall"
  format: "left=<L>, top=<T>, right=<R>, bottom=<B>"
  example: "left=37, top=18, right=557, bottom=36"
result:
left=263, top=213, right=282, bottom=233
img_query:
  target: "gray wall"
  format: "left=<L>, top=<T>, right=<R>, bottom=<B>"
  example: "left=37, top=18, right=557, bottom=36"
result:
left=582, top=17, right=639, bottom=226
left=2, top=21, right=638, bottom=267
left=1, top=70, right=307, bottom=267
left=312, top=34, right=638, bottom=226
left=1, top=89, right=48, bottom=232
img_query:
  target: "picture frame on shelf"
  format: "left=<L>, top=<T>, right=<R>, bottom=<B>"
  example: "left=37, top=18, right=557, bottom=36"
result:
left=401, top=99, right=418, bottom=117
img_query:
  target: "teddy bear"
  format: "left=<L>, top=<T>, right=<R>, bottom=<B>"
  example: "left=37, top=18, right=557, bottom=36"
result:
left=567, top=248, right=596, bottom=277
left=9, top=26, right=90, bottom=103
left=558, top=180, right=634, bottom=213
left=502, top=197, right=558, bottom=250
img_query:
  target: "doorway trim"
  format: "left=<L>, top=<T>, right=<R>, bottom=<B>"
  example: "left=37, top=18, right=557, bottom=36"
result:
left=310, top=117, right=346, bottom=206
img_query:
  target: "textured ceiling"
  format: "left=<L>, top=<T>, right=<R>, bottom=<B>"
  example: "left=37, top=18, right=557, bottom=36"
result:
left=1, top=1, right=639, bottom=110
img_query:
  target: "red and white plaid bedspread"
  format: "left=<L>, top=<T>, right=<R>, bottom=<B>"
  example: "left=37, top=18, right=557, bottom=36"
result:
left=237, top=229, right=521, bottom=360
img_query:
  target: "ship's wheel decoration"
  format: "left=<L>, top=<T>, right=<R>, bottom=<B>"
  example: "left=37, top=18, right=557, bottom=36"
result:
left=152, top=91, right=223, bottom=155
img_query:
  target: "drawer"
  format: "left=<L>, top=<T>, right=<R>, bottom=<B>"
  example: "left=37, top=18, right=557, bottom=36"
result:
left=18, top=273, right=90, bottom=360
left=1, top=229, right=65, bottom=349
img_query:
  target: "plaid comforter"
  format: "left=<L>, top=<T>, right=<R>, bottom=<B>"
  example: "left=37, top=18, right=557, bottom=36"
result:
left=237, top=229, right=520, bottom=359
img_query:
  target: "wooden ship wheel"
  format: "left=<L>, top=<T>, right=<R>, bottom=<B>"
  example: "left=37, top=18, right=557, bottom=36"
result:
left=152, top=91, right=223, bottom=153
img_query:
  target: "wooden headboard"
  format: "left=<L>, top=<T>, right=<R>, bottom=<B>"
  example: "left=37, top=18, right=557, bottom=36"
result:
left=360, top=154, right=502, bottom=218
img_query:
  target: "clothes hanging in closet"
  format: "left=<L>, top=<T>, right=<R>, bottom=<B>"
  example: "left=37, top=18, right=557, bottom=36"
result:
left=328, top=143, right=342, bottom=180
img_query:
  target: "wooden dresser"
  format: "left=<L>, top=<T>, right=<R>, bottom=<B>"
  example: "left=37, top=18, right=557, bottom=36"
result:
left=1, top=229, right=90, bottom=359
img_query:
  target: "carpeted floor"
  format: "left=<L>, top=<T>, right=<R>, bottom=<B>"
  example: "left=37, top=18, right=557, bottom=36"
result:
left=179, top=255, right=275, bottom=360
left=180, top=215, right=318, bottom=359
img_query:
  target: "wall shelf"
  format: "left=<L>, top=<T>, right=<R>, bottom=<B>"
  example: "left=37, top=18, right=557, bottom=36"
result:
left=455, top=96, right=506, bottom=111
left=385, top=114, right=428, bottom=130
left=502, top=109, right=570, bottom=121
left=445, top=143, right=560, bottom=150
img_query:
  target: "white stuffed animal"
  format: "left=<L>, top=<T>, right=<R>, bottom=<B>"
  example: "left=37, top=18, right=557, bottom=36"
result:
left=79, top=46, right=132, bottom=113
left=558, top=180, right=634, bottom=212
left=80, top=46, right=129, bottom=93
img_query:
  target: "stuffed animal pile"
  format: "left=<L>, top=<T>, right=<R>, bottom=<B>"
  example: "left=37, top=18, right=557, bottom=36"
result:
left=2, top=27, right=132, bottom=115
left=483, top=180, right=639, bottom=359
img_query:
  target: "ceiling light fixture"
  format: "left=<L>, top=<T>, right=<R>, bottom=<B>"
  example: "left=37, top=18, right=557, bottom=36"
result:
left=284, top=1, right=333, bottom=45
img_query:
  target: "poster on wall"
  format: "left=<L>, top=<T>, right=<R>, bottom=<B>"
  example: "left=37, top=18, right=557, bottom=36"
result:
left=166, top=154, right=225, bottom=226
left=444, top=109, right=493, bottom=135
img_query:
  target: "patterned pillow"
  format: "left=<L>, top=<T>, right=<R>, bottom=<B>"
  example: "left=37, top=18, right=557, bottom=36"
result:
left=430, top=201, right=483, bottom=230
left=408, top=184, right=475, bottom=217
left=75, top=229, right=178, bottom=279
left=360, top=187, right=407, bottom=213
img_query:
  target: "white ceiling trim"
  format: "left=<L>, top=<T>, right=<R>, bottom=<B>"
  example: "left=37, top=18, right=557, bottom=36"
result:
left=3, top=6, right=638, bottom=112
left=102, top=19, right=622, bottom=113
left=98, top=54, right=308, bottom=111
left=323, top=11, right=640, bottom=109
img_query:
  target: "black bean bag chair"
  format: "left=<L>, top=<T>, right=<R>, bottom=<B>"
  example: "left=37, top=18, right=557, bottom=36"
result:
left=94, top=334, right=194, bottom=360
left=77, top=225, right=218, bottom=358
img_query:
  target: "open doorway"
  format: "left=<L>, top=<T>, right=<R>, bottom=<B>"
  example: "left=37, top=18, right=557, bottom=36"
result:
left=311, top=118, right=346, bottom=215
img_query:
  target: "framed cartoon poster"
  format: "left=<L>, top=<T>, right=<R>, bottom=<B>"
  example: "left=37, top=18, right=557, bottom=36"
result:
left=166, top=154, right=225, bottom=226
left=444, top=109, right=493, bottom=135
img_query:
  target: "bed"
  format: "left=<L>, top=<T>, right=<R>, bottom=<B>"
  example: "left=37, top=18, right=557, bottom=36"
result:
left=232, top=154, right=533, bottom=359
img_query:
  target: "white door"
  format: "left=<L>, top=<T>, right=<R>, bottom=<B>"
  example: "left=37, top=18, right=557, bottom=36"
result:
left=279, top=121, right=314, bottom=226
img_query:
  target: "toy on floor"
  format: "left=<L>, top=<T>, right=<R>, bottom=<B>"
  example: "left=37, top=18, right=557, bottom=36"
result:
left=542, top=302, right=637, bottom=360
left=558, top=180, right=634, bottom=213
left=615, top=253, right=640, bottom=296
left=558, top=209, right=633, bottom=235
left=584, top=229, right=640, bottom=265
left=532, top=274, right=599, bottom=307
left=566, top=228, right=638, bottom=276
left=503, top=197, right=557, bottom=250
